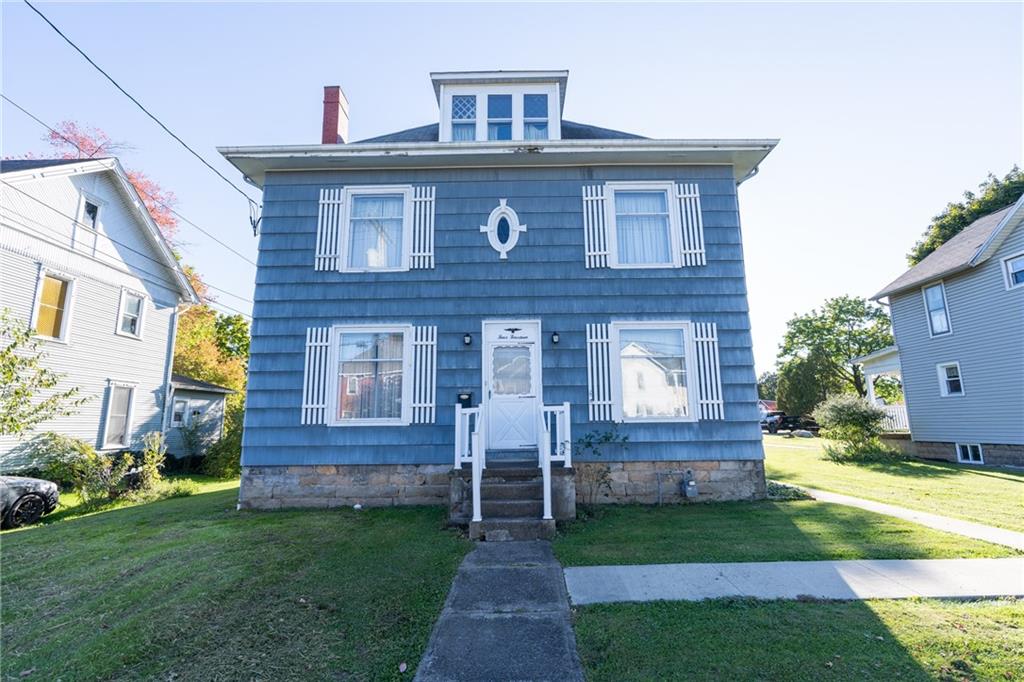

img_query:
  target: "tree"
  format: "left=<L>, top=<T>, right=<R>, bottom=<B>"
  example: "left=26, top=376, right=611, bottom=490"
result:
left=215, top=314, right=251, bottom=362
left=776, top=353, right=841, bottom=416
left=908, top=167, right=1024, bottom=265
left=778, top=295, right=893, bottom=398
left=1, top=310, right=86, bottom=438
left=757, top=371, right=778, bottom=401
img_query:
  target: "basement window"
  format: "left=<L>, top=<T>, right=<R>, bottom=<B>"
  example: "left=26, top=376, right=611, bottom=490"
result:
left=956, top=443, right=983, bottom=464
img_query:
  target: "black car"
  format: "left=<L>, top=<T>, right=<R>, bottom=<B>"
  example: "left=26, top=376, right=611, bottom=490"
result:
left=1, top=476, right=59, bottom=529
left=774, top=415, right=820, bottom=434
left=760, top=411, right=785, bottom=432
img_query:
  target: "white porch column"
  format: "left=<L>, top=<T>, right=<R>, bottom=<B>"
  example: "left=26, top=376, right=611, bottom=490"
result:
left=865, top=373, right=877, bottom=404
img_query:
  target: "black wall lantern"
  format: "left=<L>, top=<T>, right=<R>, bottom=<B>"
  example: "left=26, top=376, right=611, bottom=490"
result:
left=463, top=333, right=473, bottom=346
left=551, top=331, right=560, bottom=345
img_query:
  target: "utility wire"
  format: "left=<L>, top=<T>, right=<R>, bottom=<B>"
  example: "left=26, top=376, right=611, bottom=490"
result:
left=1, top=93, right=257, bottom=267
left=21, top=0, right=259, bottom=212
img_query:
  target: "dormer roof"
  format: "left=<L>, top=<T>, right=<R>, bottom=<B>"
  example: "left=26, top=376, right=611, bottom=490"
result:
left=430, top=70, right=569, bottom=113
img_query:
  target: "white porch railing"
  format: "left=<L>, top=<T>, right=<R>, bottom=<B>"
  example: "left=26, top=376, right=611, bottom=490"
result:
left=537, top=403, right=571, bottom=521
left=882, top=403, right=909, bottom=432
left=454, top=405, right=486, bottom=523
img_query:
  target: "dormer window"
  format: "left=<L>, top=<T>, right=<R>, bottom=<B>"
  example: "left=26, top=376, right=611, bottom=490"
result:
left=451, top=95, right=476, bottom=142
left=487, top=95, right=512, bottom=141
left=524, top=94, right=548, bottom=141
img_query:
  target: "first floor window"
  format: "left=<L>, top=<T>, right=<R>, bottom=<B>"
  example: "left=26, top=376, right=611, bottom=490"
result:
left=609, top=185, right=678, bottom=267
left=35, top=273, right=71, bottom=339
left=937, top=362, right=963, bottom=396
left=171, top=398, right=188, bottom=427
left=347, top=193, right=405, bottom=269
left=616, top=324, right=691, bottom=420
left=957, top=443, right=983, bottom=464
left=923, top=283, right=951, bottom=336
left=336, top=330, right=405, bottom=422
left=104, top=384, right=134, bottom=447
left=119, top=291, right=144, bottom=337
left=1004, top=252, right=1024, bottom=289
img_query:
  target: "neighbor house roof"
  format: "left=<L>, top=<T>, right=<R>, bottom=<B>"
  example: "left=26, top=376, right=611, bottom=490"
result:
left=1, top=157, right=199, bottom=303
left=873, top=195, right=1024, bottom=300
left=171, top=374, right=235, bottom=394
left=354, top=120, right=645, bottom=145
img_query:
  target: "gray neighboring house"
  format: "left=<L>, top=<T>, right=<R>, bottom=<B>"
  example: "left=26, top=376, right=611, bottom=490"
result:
left=0, top=158, right=197, bottom=469
left=166, top=374, right=234, bottom=458
left=869, top=195, right=1024, bottom=467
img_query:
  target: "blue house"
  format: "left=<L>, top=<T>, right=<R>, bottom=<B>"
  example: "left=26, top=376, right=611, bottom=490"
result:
left=220, top=70, right=777, bottom=537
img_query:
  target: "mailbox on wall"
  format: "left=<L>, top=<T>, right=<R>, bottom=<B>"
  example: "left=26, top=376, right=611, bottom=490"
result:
left=457, top=392, right=473, bottom=409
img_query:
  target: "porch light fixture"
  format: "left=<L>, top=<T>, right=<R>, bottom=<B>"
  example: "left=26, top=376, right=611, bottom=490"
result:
left=551, top=331, right=560, bottom=345
left=463, top=333, right=472, bottom=346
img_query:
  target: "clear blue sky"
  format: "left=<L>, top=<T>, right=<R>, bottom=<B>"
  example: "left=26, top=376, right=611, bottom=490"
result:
left=3, top=2, right=1021, bottom=373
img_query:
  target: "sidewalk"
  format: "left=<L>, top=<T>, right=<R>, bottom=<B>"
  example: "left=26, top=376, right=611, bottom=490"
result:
left=800, top=485, right=1024, bottom=551
left=564, top=557, right=1024, bottom=605
left=415, top=541, right=583, bottom=682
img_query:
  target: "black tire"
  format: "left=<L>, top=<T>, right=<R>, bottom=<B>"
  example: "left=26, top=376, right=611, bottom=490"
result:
left=3, top=493, right=46, bottom=529
left=768, top=424, right=778, bottom=434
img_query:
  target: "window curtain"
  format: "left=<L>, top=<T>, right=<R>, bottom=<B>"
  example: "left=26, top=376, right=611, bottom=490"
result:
left=349, top=195, right=404, bottom=268
left=618, top=328, right=688, bottom=418
left=338, top=332, right=404, bottom=419
left=614, top=191, right=672, bottom=264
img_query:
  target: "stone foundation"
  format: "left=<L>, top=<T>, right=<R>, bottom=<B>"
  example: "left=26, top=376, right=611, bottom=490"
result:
left=911, top=441, right=1024, bottom=468
left=574, top=459, right=766, bottom=504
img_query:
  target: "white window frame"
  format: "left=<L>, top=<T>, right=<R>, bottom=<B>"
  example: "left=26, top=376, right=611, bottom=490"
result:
left=115, top=287, right=147, bottom=340
left=339, top=186, right=414, bottom=273
left=609, top=320, right=699, bottom=423
left=921, top=282, right=952, bottom=337
left=605, top=182, right=683, bottom=269
left=102, top=381, right=136, bottom=449
left=1002, top=250, right=1024, bottom=290
left=30, top=267, right=76, bottom=344
left=936, top=361, right=964, bottom=397
left=450, top=94, right=477, bottom=142
left=171, top=397, right=190, bottom=427
left=326, top=324, right=414, bottom=427
left=438, top=83, right=563, bottom=142
left=955, top=443, right=984, bottom=465
left=523, top=93, right=549, bottom=141
left=73, top=191, right=105, bottom=255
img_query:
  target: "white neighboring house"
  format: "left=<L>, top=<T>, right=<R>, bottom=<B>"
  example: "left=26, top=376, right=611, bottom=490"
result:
left=0, top=158, right=197, bottom=470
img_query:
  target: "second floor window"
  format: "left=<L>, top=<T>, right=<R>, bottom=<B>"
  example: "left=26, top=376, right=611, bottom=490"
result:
left=923, top=283, right=951, bottom=336
left=487, top=95, right=512, bottom=141
left=937, top=362, right=963, bottom=397
left=118, top=291, right=144, bottom=337
left=524, top=94, right=548, bottom=140
left=1004, top=252, right=1024, bottom=289
left=451, top=95, right=476, bottom=142
left=610, top=186, right=678, bottom=267
left=35, top=274, right=71, bottom=339
left=347, top=193, right=406, bottom=270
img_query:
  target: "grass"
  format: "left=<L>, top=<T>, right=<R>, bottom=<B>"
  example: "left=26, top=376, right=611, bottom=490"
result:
left=573, top=597, right=1024, bottom=681
left=764, top=435, right=1024, bottom=533
left=1, top=484, right=471, bottom=681
left=553, top=500, right=1017, bottom=567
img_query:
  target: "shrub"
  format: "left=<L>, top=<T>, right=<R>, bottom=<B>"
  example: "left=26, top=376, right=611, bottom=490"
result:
left=136, top=431, right=167, bottom=492
left=161, top=479, right=199, bottom=499
left=812, top=394, right=897, bottom=461
left=36, top=432, right=98, bottom=489
left=77, top=451, right=134, bottom=503
left=202, top=401, right=243, bottom=479
left=573, top=427, right=628, bottom=507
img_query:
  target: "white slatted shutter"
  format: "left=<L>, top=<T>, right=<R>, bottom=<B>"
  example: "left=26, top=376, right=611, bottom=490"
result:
left=315, top=188, right=344, bottom=271
left=411, top=325, right=437, bottom=423
left=411, top=186, right=436, bottom=269
left=676, top=183, right=706, bottom=267
left=582, top=185, right=609, bottom=268
left=694, top=322, right=724, bottom=420
left=301, top=327, right=331, bottom=424
left=586, top=323, right=614, bottom=421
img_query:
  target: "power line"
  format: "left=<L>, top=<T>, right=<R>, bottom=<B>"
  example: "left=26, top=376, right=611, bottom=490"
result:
left=1, top=181, right=254, bottom=311
left=21, top=0, right=259, bottom=213
left=1, top=93, right=257, bottom=267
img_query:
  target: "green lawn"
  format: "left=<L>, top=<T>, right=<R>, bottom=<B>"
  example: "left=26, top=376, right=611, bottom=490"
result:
left=553, top=500, right=1016, bottom=567
left=2, top=484, right=470, bottom=681
left=764, top=435, right=1024, bottom=533
left=574, top=597, right=1024, bottom=681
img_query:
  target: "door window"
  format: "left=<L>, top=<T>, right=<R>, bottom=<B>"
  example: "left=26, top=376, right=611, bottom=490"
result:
left=492, top=346, right=532, bottom=395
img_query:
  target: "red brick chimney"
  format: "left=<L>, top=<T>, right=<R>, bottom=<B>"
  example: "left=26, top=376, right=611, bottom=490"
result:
left=321, top=86, right=349, bottom=144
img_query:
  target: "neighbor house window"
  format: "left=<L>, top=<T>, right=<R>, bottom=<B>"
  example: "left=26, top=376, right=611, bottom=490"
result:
left=84, top=200, right=99, bottom=229
left=331, top=326, right=411, bottom=425
left=171, top=398, right=188, bottom=427
left=608, top=183, right=680, bottom=268
left=34, top=273, right=72, bottom=340
left=937, top=362, right=964, bottom=397
left=342, top=187, right=411, bottom=271
left=103, top=383, right=134, bottom=448
left=956, top=443, right=984, bottom=464
left=612, top=322, right=695, bottom=421
left=523, top=94, right=548, bottom=140
left=451, top=95, right=476, bottom=141
left=1003, top=252, right=1024, bottom=290
left=922, top=283, right=951, bottom=336
left=117, top=290, right=145, bottom=338
left=487, top=94, right=512, bottom=140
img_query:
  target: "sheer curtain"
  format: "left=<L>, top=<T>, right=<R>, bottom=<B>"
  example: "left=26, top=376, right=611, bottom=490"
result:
left=338, top=332, right=404, bottom=420
left=614, top=191, right=672, bottom=265
left=348, top=195, right=404, bottom=268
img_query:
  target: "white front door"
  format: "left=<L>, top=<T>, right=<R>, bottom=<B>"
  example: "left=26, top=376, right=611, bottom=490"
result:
left=484, top=320, right=541, bottom=450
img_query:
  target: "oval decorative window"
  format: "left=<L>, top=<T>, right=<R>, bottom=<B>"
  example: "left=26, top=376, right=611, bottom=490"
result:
left=480, top=200, right=526, bottom=260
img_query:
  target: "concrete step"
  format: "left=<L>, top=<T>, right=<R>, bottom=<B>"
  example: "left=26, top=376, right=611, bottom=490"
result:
left=482, top=467, right=541, bottom=481
left=481, top=481, right=543, bottom=500
left=469, top=518, right=556, bottom=541
left=482, top=499, right=545, bottom=518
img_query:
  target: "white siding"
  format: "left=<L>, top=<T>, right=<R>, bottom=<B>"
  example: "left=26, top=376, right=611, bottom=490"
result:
left=165, top=389, right=227, bottom=457
left=891, top=224, right=1024, bottom=446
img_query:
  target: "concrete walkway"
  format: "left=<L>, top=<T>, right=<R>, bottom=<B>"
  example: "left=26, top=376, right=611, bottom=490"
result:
left=564, top=557, right=1024, bottom=605
left=415, top=541, right=583, bottom=682
left=800, top=486, right=1024, bottom=551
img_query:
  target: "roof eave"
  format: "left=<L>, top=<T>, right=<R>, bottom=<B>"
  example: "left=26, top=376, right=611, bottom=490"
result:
left=968, top=194, right=1024, bottom=266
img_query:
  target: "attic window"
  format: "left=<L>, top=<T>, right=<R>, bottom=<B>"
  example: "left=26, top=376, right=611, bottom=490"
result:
left=524, top=94, right=548, bottom=141
left=487, top=95, right=512, bottom=141
left=84, top=201, right=99, bottom=229
left=451, top=95, right=476, bottom=142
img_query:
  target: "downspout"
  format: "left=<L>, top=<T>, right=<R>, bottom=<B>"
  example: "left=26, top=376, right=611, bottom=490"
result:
left=161, top=305, right=180, bottom=432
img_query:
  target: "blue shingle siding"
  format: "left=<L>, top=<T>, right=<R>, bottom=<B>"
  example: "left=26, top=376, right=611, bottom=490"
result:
left=891, top=223, right=1024, bottom=446
left=243, top=165, right=763, bottom=466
